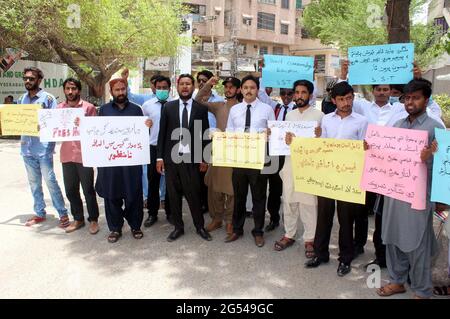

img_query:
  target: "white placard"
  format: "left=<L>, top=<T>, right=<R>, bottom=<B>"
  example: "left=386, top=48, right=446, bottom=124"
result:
left=268, top=120, right=317, bottom=156
left=38, top=108, right=84, bottom=142
left=80, top=116, right=150, bottom=167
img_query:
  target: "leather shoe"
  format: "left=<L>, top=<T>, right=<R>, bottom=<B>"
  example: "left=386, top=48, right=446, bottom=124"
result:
left=254, top=235, right=265, bottom=247
left=206, top=219, right=222, bottom=232
left=197, top=228, right=212, bottom=241
left=365, top=258, right=387, bottom=269
left=305, top=256, right=329, bottom=268
left=144, top=215, right=158, bottom=228
left=264, top=221, right=279, bottom=232
left=224, top=233, right=241, bottom=243
left=337, top=262, right=351, bottom=277
left=65, top=220, right=85, bottom=233
left=88, top=221, right=99, bottom=235
left=167, top=229, right=184, bottom=242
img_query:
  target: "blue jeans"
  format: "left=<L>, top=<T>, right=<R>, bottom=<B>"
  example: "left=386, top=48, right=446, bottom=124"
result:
left=159, top=174, right=166, bottom=200
left=142, top=165, right=148, bottom=200
left=23, top=155, right=68, bottom=218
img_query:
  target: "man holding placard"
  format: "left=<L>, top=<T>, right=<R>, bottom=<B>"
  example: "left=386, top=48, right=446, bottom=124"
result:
left=58, top=78, right=100, bottom=235
left=304, top=82, right=368, bottom=277
left=19, top=67, right=69, bottom=228
left=95, top=78, right=146, bottom=243
left=376, top=79, right=446, bottom=299
left=275, top=80, right=323, bottom=258
left=225, top=75, right=275, bottom=248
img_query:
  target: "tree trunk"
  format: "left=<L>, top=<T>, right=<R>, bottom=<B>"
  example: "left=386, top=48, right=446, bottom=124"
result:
left=386, top=0, right=411, bottom=43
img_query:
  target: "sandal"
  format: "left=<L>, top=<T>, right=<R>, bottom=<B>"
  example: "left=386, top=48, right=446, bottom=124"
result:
left=25, top=215, right=46, bottom=226
left=304, top=242, right=315, bottom=259
left=274, top=236, right=295, bottom=251
left=131, top=229, right=144, bottom=240
left=433, top=285, right=450, bottom=297
left=107, top=231, right=122, bottom=243
left=376, top=283, right=406, bottom=297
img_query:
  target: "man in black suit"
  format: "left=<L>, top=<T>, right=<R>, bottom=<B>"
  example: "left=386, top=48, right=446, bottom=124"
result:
left=156, top=74, right=212, bottom=242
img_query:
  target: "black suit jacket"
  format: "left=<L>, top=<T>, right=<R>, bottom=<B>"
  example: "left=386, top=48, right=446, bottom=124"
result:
left=157, top=99, right=210, bottom=164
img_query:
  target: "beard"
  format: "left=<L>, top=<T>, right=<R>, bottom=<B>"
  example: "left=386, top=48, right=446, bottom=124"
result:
left=66, top=94, right=80, bottom=101
left=295, top=98, right=309, bottom=108
left=179, top=91, right=193, bottom=100
left=25, top=83, right=38, bottom=91
left=113, top=94, right=127, bottom=104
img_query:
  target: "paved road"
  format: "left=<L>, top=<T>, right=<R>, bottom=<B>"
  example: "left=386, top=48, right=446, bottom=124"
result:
left=0, top=139, right=445, bottom=299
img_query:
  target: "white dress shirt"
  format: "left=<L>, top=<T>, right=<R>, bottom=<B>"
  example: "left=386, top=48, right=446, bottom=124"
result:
left=178, top=98, right=193, bottom=154
left=275, top=101, right=296, bottom=121
left=352, top=98, right=402, bottom=126
left=142, top=97, right=172, bottom=145
left=226, top=98, right=275, bottom=132
left=321, top=111, right=368, bottom=140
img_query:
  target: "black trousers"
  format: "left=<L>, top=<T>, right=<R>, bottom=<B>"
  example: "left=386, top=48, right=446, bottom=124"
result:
left=200, top=171, right=208, bottom=213
left=313, top=197, right=365, bottom=264
left=165, top=162, right=204, bottom=231
left=147, top=145, right=171, bottom=218
left=266, top=156, right=284, bottom=225
left=62, top=162, right=99, bottom=222
left=104, top=197, right=143, bottom=232
left=373, top=195, right=386, bottom=262
left=232, top=168, right=268, bottom=236
left=354, top=191, right=377, bottom=248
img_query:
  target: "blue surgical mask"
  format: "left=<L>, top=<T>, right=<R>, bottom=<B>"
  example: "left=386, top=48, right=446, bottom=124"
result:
left=389, top=96, right=400, bottom=104
left=156, top=89, right=169, bottom=101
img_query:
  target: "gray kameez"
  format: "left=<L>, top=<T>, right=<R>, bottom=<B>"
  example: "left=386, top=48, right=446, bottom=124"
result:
left=382, top=112, right=445, bottom=297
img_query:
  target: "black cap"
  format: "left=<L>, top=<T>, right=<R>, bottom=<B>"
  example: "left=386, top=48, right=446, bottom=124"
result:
left=222, top=77, right=241, bottom=88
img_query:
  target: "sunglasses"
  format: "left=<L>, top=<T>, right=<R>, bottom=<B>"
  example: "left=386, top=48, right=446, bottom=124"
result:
left=280, top=91, right=293, bottom=96
left=23, top=76, right=37, bottom=82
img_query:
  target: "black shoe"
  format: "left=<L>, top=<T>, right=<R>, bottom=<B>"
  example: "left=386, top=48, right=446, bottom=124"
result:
left=337, top=262, right=351, bottom=277
left=354, top=246, right=365, bottom=258
left=364, top=258, right=387, bottom=269
left=197, top=228, right=212, bottom=241
left=144, top=215, right=158, bottom=228
left=167, top=229, right=184, bottom=242
left=264, top=221, right=279, bottom=232
left=305, top=256, right=329, bottom=268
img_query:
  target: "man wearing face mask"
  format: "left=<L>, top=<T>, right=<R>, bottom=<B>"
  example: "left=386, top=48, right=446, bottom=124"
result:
left=142, top=76, right=172, bottom=227
left=195, top=76, right=242, bottom=236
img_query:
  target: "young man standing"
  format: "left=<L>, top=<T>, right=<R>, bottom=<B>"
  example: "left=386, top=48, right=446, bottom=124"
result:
left=58, top=78, right=100, bottom=234
left=305, top=82, right=368, bottom=277
left=225, top=75, right=275, bottom=248
left=20, top=67, right=69, bottom=228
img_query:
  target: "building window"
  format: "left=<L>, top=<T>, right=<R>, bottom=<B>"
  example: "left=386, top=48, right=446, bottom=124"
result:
left=301, top=27, right=310, bottom=38
left=281, top=0, right=289, bottom=9
left=257, top=12, right=275, bottom=30
left=259, top=46, right=269, bottom=55
left=434, top=17, right=449, bottom=35
left=273, top=47, right=284, bottom=55
left=296, top=0, right=303, bottom=9
left=281, top=23, right=289, bottom=35
left=258, top=0, right=276, bottom=4
left=239, top=44, right=247, bottom=55
left=185, top=3, right=206, bottom=22
left=243, top=18, right=252, bottom=26
left=224, top=10, right=232, bottom=26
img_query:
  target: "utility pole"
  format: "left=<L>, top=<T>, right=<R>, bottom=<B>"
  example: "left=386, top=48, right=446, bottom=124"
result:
left=204, top=15, right=218, bottom=75
left=230, top=1, right=239, bottom=77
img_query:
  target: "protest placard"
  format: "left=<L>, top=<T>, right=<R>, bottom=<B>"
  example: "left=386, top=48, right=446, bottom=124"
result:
left=38, top=108, right=84, bottom=142
left=268, top=120, right=316, bottom=156
left=80, top=116, right=150, bottom=167
left=0, top=104, right=40, bottom=136
left=431, top=128, right=450, bottom=205
left=361, top=124, right=428, bottom=210
left=262, top=54, right=314, bottom=88
left=291, top=138, right=366, bottom=204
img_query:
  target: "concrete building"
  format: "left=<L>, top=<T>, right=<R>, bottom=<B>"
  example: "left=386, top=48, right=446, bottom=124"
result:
left=425, top=0, right=450, bottom=94
left=185, top=0, right=339, bottom=96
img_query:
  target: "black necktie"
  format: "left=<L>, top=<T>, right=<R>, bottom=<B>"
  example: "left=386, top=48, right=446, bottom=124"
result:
left=160, top=100, right=166, bottom=113
left=282, top=105, right=289, bottom=121
left=245, top=104, right=251, bottom=132
left=181, top=102, right=188, bottom=146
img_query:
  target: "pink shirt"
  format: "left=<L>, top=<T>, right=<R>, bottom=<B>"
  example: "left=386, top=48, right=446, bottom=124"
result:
left=58, top=99, right=97, bottom=164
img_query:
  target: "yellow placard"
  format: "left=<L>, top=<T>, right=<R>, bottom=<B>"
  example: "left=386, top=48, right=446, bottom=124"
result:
left=290, top=137, right=366, bottom=204
left=0, top=104, right=40, bottom=136
left=212, top=132, right=266, bottom=170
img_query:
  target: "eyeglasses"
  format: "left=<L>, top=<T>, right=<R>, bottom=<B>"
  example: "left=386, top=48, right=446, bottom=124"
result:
left=280, top=91, right=293, bottom=96
left=23, top=76, right=36, bottom=82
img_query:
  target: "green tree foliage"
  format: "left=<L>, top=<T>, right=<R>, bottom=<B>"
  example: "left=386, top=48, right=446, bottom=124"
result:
left=302, top=0, right=445, bottom=68
left=0, top=0, right=185, bottom=97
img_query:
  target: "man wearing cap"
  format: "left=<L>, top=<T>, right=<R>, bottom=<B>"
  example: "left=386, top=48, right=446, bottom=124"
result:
left=195, top=76, right=242, bottom=235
